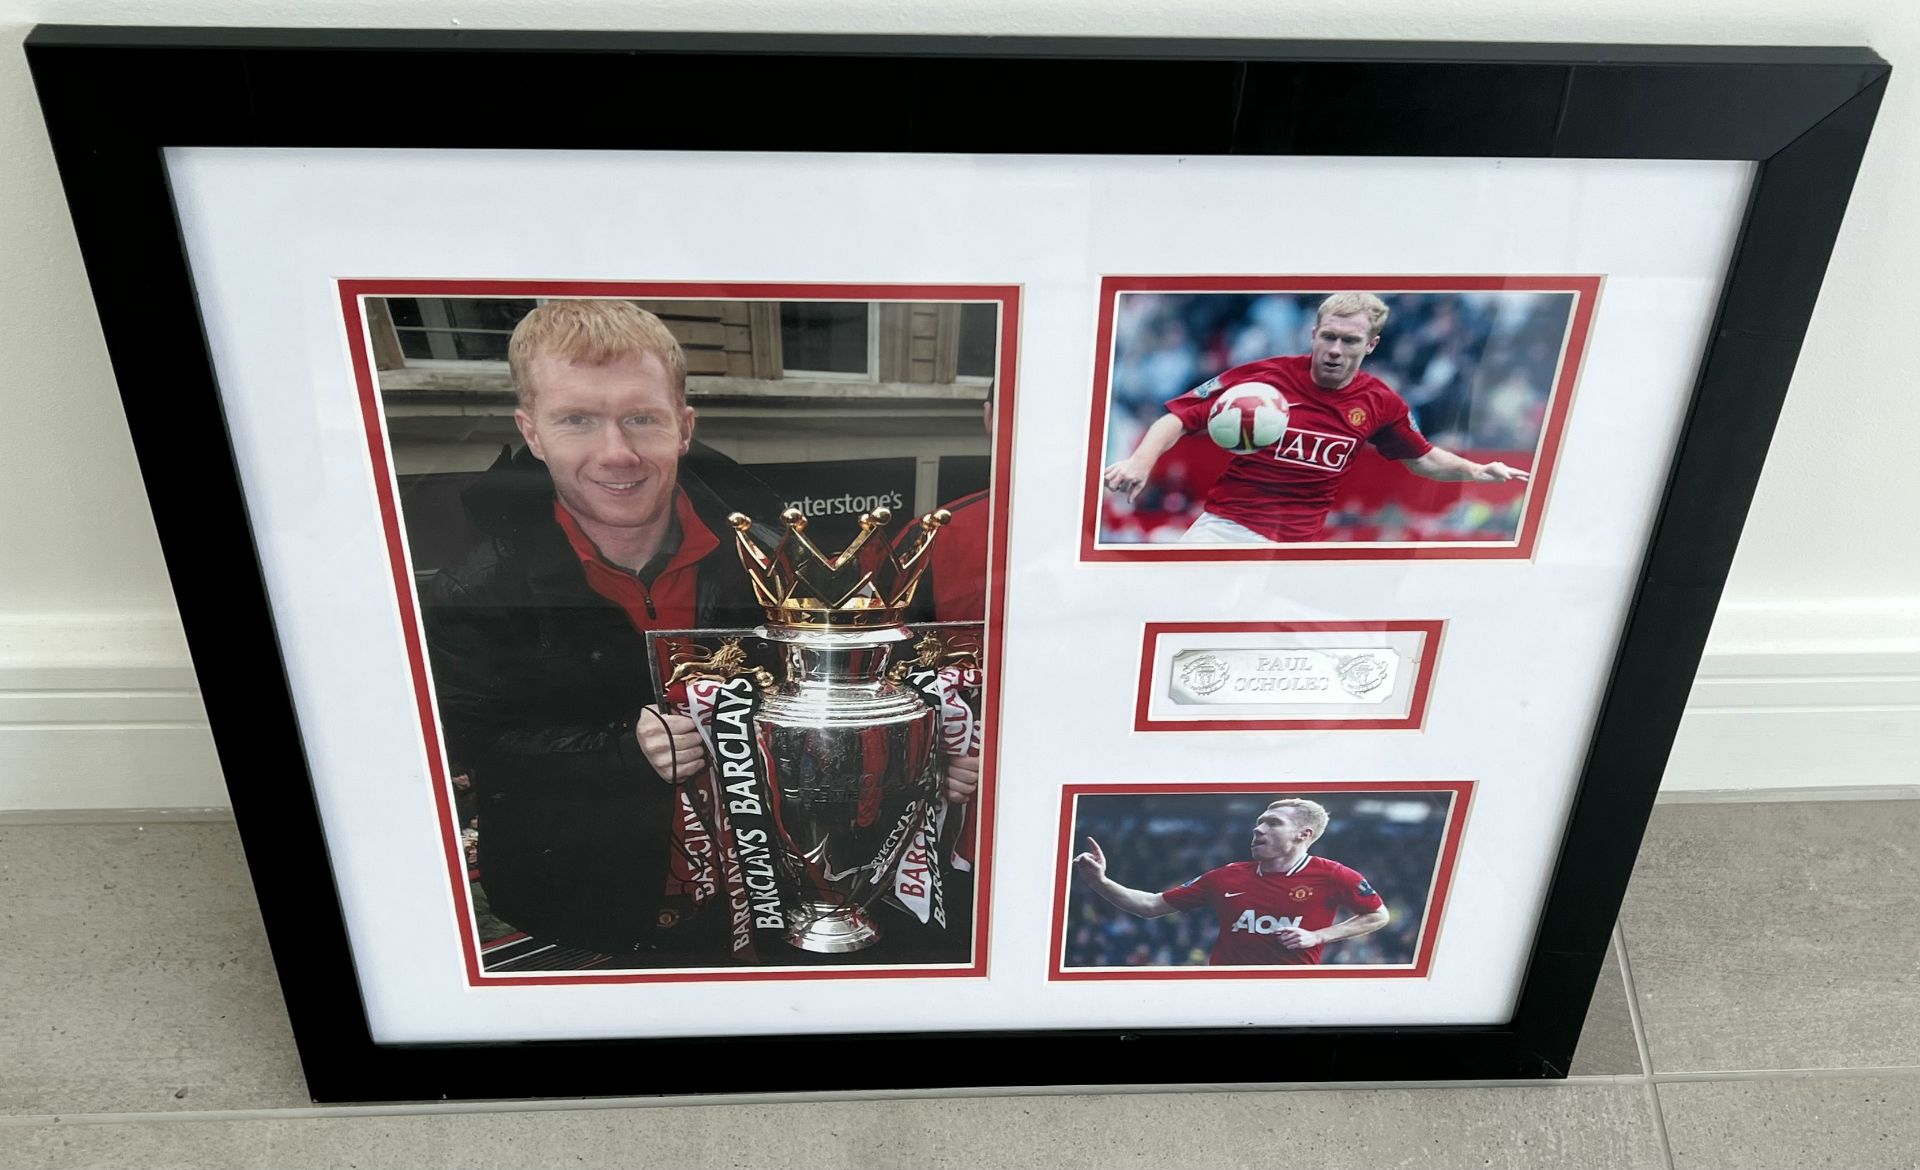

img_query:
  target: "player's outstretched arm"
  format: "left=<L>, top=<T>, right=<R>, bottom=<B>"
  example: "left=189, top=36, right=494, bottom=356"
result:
left=1401, top=447, right=1531, bottom=484
left=1102, top=413, right=1187, bottom=502
left=1072, top=836, right=1176, bottom=918
left=1275, top=906, right=1391, bottom=951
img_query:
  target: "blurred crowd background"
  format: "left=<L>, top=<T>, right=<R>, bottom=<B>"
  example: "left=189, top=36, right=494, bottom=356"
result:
left=1062, top=790, right=1452, bottom=968
left=1100, top=290, right=1576, bottom=544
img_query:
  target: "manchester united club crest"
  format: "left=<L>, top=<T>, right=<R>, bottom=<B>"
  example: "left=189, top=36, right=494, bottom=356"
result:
left=1347, top=406, right=1368, bottom=428
left=1337, top=653, right=1391, bottom=697
left=1289, top=886, right=1313, bottom=901
left=1177, top=653, right=1232, bottom=696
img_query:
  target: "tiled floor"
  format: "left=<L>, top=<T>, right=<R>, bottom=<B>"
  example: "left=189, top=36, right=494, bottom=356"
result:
left=0, top=799, right=1914, bottom=1169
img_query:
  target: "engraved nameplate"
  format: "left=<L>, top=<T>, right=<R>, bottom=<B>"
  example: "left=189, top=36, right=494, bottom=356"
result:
left=1168, top=648, right=1402, bottom=706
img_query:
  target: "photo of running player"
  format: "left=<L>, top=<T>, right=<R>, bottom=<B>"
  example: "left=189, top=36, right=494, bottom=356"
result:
left=1084, top=278, right=1596, bottom=559
left=1052, top=784, right=1469, bottom=976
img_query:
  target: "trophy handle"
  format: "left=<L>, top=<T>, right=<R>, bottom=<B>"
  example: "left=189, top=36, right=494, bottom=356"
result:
left=886, top=631, right=979, bottom=682
left=666, top=637, right=775, bottom=692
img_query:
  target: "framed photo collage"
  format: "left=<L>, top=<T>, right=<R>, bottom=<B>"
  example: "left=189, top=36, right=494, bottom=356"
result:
left=27, top=28, right=1888, bottom=1100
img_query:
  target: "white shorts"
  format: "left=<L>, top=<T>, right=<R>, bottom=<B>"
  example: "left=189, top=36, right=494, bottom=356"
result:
left=1180, top=511, right=1269, bottom=543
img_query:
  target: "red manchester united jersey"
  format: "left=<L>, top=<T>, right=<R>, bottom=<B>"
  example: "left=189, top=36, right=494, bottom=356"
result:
left=1165, top=354, right=1432, bottom=542
left=893, top=490, right=990, bottom=869
left=925, top=488, right=988, bottom=624
left=1160, top=854, right=1384, bottom=965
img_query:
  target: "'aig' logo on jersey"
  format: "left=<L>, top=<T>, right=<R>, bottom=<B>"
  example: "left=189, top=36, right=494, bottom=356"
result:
left=1271, top=427, right=1357, bottom=471
left=1231, top=909, right=1304, bottom=935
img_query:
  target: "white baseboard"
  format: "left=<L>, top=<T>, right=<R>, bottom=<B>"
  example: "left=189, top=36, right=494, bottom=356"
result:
left=1662, top=600, right=1920, bottom=792
left=0, top=612, right=228, bottom=809
left=1, top=603, right=1915, bottom=811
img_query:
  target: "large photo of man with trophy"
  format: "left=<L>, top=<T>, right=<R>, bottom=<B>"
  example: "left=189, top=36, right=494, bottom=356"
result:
left=359, top=288, right=1010, bottom=978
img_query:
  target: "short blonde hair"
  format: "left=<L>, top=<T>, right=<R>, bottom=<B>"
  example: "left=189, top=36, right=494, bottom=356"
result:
left=507, top=299, right=688, bottom=410
left=1316, top=292, right=1391, bottom=339
left=1266, top=798, right=1330, bottom=839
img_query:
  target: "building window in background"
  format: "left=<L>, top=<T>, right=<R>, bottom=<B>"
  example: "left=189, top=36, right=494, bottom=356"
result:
left=781, top=302, right=878, bottom=379
left=956, top=302, right=998, bottom=382
left=386, top=298, right=537, bottom=363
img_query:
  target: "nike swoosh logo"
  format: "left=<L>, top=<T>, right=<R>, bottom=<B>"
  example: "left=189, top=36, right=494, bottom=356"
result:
left=1222, top=892, right=1245, bottom=898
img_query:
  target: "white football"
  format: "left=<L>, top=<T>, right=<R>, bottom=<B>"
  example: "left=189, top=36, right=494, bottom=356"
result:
left=1205, top=382, right=1291, bottom=453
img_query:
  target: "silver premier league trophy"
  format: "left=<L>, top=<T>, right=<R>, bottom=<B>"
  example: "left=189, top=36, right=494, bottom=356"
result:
left=666, top=506, right=957, bottom=954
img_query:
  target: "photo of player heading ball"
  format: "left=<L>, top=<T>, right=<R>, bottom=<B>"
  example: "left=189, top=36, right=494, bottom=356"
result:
left=1051, top=783, right=1470, bottom=978
left=1084, top=277, right=1598, bottom=560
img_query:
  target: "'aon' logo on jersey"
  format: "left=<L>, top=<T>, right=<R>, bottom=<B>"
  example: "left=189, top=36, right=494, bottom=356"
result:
left=1231, top=910, right=1304, bottom=935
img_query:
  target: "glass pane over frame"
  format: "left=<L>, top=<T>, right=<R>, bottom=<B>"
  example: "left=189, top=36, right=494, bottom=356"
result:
left=163, top=145, right=1753, bottom=1044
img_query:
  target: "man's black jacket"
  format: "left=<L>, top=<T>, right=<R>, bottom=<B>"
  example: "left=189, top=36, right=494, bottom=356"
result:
left=422, top=443, right=782, bottom=955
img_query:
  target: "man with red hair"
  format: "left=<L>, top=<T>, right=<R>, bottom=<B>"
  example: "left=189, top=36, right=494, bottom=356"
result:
left=1102, top=292, right=1530, bottom=543
left=1074, top=798, right=1390, bottom=966
left=425, top=299, right=781, bottom=962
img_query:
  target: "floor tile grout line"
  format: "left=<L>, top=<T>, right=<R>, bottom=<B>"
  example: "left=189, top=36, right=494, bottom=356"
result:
left=7, top=1068, right=1918, bottom=1130
left=1650, top=1065, right=1920, bottom=1084
left=1612, top=923, right=1675, bottom=1170
left=0, top=1079, right=1652, bottom=1128
left=0, top=807, right=237, bottom=825
left=1652, top=785, right=1920, bottom=805
left=9, top=1064, right=1907, bottom=1131
left=1612, top=924, right=1659, bottom=1080
left=8, top=1065, right=1915, bottom=1132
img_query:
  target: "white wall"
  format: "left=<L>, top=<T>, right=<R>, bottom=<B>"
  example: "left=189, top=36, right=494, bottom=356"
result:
left=1, top=0, right=1915, bottom=808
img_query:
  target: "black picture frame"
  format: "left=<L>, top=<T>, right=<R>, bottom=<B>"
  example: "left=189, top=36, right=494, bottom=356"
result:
left=25, top=27, right=1888, bottom=1104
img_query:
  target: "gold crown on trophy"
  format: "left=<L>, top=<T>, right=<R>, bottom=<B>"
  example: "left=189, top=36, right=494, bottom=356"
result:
left=727, top=507, right=951, bottom=630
